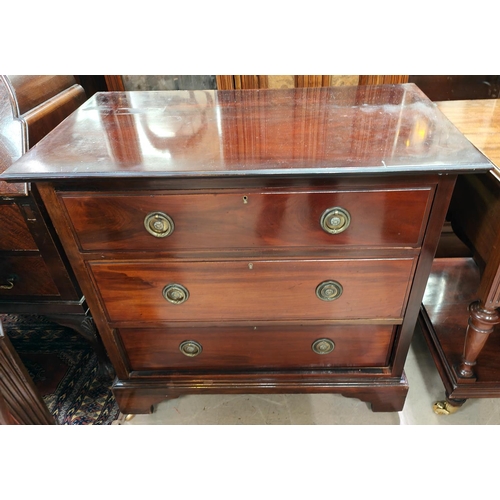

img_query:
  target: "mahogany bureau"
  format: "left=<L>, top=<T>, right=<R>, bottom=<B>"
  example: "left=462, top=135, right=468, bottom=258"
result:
left=1, top=84, right=493, bottom=414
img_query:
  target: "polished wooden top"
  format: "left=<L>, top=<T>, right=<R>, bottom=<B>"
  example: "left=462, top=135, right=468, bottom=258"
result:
left=1, top=84, right=493, bottom=182
left=436, top=99, right=500, bottom=176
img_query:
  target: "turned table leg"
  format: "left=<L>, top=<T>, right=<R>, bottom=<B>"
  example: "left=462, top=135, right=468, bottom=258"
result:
left=457, top=300, right=500, bottom=379
left=455, top=220, right=500, bottom=384
left=433, top=256, right=500, bottom=415
left=431, top=300, right=500, bottom=415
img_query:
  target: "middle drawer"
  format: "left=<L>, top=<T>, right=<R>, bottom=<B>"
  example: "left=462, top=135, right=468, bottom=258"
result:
left=89, top=258, right=416, bottom=323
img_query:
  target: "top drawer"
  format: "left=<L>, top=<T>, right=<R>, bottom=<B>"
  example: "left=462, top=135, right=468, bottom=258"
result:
left=60, top=187, right=434, bottom=253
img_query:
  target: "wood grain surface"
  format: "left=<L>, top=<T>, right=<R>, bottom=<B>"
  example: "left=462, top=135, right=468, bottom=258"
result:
left=61, top=187, right=433, bottom=252
left=437, top=99, right=500, bottom=175
left=119, top=324, right=396, bottom=372
left=89, top=258, right=416, bottom=323
left=2, top=85, right=492, bottom=182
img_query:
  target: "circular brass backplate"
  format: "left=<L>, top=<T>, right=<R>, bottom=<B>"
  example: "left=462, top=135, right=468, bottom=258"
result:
left=320, top=207, right=351, bottom=234
left=179, top=340, right=203, bottom=357
left=312, top=338, right=335, bottom=355
left=316, top=280, right=343, bottom=301
left=162, top=283, right=190, bottom=304
left=144, top=212, right=175, bottom=238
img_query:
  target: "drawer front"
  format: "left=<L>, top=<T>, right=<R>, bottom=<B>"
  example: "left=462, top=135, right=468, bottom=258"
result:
left=89, top=258, right=416, bottom=323
left=0, top=256, right=59, bottom=296
left=0, top=204, right=38, bottom=251
left=62, top=188, right=433, bottom=252
left=119, top=324, right=396, bottom=372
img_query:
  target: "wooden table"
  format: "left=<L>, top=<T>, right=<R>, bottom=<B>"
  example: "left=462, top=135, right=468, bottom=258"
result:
left=1, top=85, right=492, bottom=415
left=420, top=99, right=500, bottom=414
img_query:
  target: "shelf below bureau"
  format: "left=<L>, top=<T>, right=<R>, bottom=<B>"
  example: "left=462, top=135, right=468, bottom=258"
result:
left=420, top=257, right=500, bottom=399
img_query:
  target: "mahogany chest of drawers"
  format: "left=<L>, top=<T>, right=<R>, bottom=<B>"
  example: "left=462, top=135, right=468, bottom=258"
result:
left=1, top=84, right=492, bottom=414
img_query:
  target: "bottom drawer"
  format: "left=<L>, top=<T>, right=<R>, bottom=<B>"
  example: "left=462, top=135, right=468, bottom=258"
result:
left=119, top=324, right=397, bottom=373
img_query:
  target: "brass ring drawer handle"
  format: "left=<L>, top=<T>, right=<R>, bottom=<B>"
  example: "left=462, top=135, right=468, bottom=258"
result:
left=312, top=338, right=335, bottom=355
left=179, top=340, right=203, bottom=357
left=316, top=280, right=343, bottom=301
left=320, top=207, right=351, bottom=234
left=162, top=283, right=190, bottom=304
left=0, top=277, right=15, bottom=290
left=144, top=212, right=175, bottom=238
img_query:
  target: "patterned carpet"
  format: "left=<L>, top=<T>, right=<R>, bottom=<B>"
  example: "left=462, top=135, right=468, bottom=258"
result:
left=1, top=314, right=120, bottom=425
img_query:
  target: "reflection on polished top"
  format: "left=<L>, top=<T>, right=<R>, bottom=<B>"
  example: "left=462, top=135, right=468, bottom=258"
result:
left=1, top=84, right=493, bottom=181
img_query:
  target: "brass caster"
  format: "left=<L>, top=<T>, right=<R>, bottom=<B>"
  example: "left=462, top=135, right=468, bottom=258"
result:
left=112, top=412, right=135, bottom=424
left=433, top=400, right=461, bottom=415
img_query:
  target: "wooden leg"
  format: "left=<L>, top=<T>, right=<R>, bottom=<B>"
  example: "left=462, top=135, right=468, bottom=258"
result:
left=457, top=301, right=500, bottom=379
left=341, top=383, right=409, bottom=412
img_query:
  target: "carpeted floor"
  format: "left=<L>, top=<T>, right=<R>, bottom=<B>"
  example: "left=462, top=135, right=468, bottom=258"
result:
left=1, top=314, right=120, bottom=425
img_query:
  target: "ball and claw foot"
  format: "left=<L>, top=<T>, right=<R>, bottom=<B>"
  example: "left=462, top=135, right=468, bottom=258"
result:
left=433, top=400, right=461, bottom=415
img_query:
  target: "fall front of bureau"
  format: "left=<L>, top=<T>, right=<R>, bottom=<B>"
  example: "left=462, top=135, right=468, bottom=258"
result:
left=1, top=84, right=492, bottom=414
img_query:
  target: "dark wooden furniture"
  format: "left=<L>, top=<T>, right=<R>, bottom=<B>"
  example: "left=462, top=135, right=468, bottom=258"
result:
left=0, top=390, right=14, bottom=424
left=419, top=99, right=500, bottom=414
left=1, top=85, right=492, bottom=415
left=0, top=75, right=112, bottom=377
left=0, top=319, right=54, bottom=424
left=106, top=75, right=410, bottom=92
left=408, top=76, right=500, bottom=101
